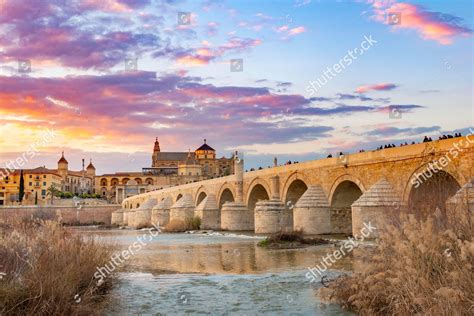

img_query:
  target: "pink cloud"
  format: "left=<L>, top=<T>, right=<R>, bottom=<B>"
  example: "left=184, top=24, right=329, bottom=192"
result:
left=355, top=83, right=398, bottom=93
left=275, top=25, right=306, bottom=38
left=288, top=26, right=306, bottom=36
left=369, top=0, right=472, bottom=45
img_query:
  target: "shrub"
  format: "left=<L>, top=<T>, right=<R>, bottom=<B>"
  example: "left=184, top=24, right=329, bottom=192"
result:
left=258, top=230, right=328, bottom=248
left=0, top=219, right=115, bottom=315
left=185, top=216, right=201, bottom=230
left=321, top=205, right=473, bottom=315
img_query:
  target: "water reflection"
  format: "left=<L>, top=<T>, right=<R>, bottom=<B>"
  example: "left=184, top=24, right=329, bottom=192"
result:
left=80, top=230, right=354, bottom=275
left=74, top=229, right=357, bottom=315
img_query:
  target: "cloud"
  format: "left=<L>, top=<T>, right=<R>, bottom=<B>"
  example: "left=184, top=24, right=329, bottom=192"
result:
left=158, top=37, right=262, bottom=66
left=355, top=83, right=398, bottom=93
left=369, top=0, right=472, bottom=45
left=288, top=26, right=306, bottom=36
left=365, top=125, right=441, bottom=137
left=275, top=25, right=307, bottom=38
left=0, top=72, right=419, bottom=156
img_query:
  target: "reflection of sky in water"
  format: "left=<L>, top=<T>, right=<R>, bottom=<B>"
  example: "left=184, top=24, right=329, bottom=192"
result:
left=76, top=230, right=357, bottom=315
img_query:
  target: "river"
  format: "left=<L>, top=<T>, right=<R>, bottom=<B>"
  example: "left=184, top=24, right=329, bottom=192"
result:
left=76, top=228, right=356, bottom=315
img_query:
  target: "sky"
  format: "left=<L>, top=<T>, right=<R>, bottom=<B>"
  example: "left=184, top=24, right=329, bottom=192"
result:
left=0, top=0, right=472, bottom=174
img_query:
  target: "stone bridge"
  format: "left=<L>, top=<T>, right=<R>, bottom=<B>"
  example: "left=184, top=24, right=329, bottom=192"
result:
left=112, top=136, right=474, bottom=237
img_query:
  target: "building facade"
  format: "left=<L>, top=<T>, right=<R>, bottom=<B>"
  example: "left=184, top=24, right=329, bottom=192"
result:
left=0, top=153, right=95, bottom=206
left=96, top=139, right=234, bottom=203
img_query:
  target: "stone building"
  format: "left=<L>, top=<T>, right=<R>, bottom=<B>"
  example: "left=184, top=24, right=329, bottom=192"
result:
left=96, top=138, right=234, bottom=203
left=0, top=153, right=95, bottom=206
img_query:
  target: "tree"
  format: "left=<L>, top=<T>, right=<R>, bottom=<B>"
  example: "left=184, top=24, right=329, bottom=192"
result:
left=46, top=185, right=61, bottom=205
left=19, top=170, right=25, bottom=204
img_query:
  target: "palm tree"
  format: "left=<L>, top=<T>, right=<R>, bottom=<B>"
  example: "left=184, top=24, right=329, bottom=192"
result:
left=46, top=185, right=61, bottom=205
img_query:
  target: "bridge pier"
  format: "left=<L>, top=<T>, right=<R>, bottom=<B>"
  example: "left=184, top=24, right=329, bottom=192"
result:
left=351, top=179, right=401, bottom=238
left=221, top=202, right=251, bottom=231
left=195, top=194, right=220, bottom=230
left=293, top=185, right=331, bottom=235
left=170, top=194, right=195, bottom=224
left=151, top=196, right=173, bottom=227
left=254, top=175, right=288, bottom=234
left=255, top=200, right=286, bottom=234
left=133, top=199, right=158, bottom=228
left=221, top=153, right=253, bottom=231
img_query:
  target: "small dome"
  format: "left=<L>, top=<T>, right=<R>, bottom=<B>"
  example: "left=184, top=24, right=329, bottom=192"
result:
left=196, top=139, right=215, bottom=151
left=352, top=179, right=400, bottom=207
left=58, top=152, right=68, bottom=164
left=86, top=159, right=95, bottom=170
left=295, top=185, right=329, bottom=208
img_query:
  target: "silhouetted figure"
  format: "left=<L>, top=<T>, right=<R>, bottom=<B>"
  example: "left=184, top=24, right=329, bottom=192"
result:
left=423, top=136, right=429, bottom=142
left=327, top=154, right=332, bottom=158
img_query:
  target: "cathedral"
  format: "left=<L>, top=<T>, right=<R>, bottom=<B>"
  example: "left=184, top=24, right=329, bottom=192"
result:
left=96, top=139, right=234, bottom=203
left=146, top=138, right=233, bottom=177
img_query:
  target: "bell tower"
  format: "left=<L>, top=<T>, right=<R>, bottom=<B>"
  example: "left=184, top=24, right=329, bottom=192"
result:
left=152, top=137, right=160, bottom=167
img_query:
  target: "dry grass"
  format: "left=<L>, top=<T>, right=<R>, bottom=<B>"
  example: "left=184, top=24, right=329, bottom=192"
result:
left=321, top=204, right=473, bottom=315
left=0, top=218, right=115, bottom=315
left=165, top=216, right=201, bottom=232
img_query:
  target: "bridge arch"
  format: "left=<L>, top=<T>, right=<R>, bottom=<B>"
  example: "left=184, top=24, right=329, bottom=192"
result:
left=217, top=182, right=235, bottom=209
left=404, top=163, right=461, bottom=215
left=245, top=178, right=271, bottom=205
left=246, top=179, right=271, bottom=229
left=281, top=172, right=310, bottom=206
left=329, top=175, right=365, bottom=235
left=196, top=191, right=208, bottom=206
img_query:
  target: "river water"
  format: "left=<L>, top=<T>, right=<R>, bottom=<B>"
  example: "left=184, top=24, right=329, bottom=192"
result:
left=77, top=229, right=356, bottom=315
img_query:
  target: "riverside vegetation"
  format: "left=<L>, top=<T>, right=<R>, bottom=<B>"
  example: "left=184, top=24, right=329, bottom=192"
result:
left=320, top=203, right=473, bottom=315
left=0, top=218, right=116, bottom=315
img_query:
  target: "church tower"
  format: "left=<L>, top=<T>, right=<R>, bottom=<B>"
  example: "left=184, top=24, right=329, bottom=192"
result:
left=57, top=152, right=68, bottom=190
left=152, top=137, right=160, bottom=167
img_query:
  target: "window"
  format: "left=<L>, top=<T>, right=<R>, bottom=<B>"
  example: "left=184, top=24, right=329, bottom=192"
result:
left=36, top=182, right=39, bottom=186
left=43, top=175, right=46, bottom=178
left=29, top=175, right=32, bottom=178
left=43, top=182, right=46, bottom=186
left=41, top=190, right=46, bottom=196
left=29, top=182, right=32, bottom=186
